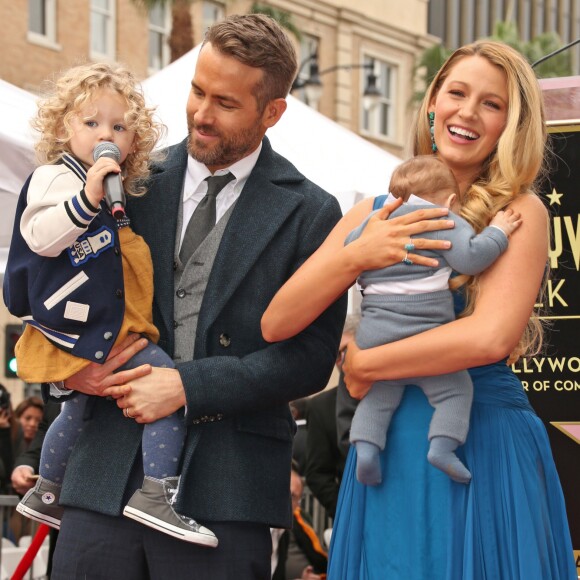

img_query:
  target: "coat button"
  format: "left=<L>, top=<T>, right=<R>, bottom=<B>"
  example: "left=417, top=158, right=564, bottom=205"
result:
left=103, top=332, right=113, bottom=340
left=114, top=247, right=120, bottom=256
left=173, top=320, right=179, bottom=329
left=176, top=288, right=186, bottom=298
left=173, top=261, right=178, bottom=271
left=116, top=289, right=123, bottom=298
left=219, top=333, right=231, bottom=347
left=95, top=351, right=104, bottom=360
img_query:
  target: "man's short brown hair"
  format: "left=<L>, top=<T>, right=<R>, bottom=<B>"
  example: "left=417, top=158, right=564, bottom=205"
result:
left=204, top=14, right=298, bottom=112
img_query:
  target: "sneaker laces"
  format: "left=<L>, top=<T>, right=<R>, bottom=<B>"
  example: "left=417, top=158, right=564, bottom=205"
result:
left=177, top=513, right=202, bottom=532
left=166, top=484, right=202, bottom=532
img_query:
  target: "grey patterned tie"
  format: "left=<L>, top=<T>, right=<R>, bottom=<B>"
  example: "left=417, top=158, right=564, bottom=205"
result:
left=179, top=172, right=235, bottom=265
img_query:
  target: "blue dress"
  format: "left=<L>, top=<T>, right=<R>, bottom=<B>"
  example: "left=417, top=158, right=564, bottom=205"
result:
left=328, top=199, right=576, bottom=580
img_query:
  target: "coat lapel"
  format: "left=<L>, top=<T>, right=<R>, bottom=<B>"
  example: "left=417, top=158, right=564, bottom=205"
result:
left=198, top=138, right=305, bottom=336
left=128, top=141, right=189, bottom=339
left=130, top=138, right=307, bottom=351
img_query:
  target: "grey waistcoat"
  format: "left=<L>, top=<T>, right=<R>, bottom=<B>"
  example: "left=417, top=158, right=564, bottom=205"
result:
left=173, top=203, right=236, bottom=364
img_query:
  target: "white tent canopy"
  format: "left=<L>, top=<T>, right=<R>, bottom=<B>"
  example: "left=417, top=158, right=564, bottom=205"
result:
left=0, top=48, right=401, bottom=273
left=142, top=46, right=401, bottom=215
left=0, top=80, right=38, bottom=272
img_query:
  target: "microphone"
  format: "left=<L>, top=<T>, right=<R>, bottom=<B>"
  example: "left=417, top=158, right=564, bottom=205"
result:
left=92, top=141, right=126, bottom=219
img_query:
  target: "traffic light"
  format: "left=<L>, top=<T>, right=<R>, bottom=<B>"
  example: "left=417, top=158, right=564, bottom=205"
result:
left=4, top=324, right=22, bottom=379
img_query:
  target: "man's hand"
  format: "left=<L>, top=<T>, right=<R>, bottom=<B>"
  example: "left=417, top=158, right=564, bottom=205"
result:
left=104, top=367, right=187, bottom=424
left=11, top=465, right=37, bottom=496
left=64, top=334, right=151, bottom=396
left=300, top=565, right=323, bottom=580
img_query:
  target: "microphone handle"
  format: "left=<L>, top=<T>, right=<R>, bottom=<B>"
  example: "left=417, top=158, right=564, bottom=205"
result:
left=103, top=172, right=126, bottom=219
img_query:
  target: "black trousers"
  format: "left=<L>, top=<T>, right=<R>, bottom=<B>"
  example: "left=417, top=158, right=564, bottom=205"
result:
left=51, top=507, right=272, bottom=580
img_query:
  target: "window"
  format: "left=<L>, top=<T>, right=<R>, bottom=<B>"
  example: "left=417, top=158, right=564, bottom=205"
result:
left=362, top=57, right=396, bottom=141
left=28, top=0, right=57, bottom=46
left=461, top=1, right=475, bottom=45
left=427, top=0, right=446, bottom=41
left=149, top=3, right=170, bottom=71
left=294, top=34, right=319, bottom=105
left=534, top=0, right=546, bottom=36
left=91, top=0, right=115, bottom=60
left=521, top=0, right=532, bottom=42
left=478, top=0, right=491, bottom=38
left=202, top=1, right=224, bottom=33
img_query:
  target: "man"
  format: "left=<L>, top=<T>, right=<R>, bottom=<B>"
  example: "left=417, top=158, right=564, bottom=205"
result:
left=271, top=467, right=328, bottom=580
left=48, top=14, right=345, bottom=580
left=11, top=399, right=61, bottom=578
left=305, top=313, right=359, bottom=517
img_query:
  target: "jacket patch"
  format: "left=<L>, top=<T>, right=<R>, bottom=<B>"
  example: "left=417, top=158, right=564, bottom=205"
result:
left=68, top=226, right=115, bottom=266
left=64, top=301, right=90, bottom=322
left=44, top=271, right=89, bottom=310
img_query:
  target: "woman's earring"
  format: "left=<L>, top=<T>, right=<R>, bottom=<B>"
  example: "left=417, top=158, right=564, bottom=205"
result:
left=428, top=111, right=437, bottom=153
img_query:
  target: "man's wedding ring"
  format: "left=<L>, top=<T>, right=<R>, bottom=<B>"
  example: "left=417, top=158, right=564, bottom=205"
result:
left=124, top=407, right=133, bottom=419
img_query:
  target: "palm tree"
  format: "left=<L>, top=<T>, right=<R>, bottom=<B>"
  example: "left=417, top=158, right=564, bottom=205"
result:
left=413, top=20, right=572, bottom=104
left=411, top=43, right=451, bottom=105
left=487, top=21, right=571, bottom=78
left=133, top=0, right=194, bottom=62
left=132, top=1, right=301, bottom=64
left=250, top=3, right=301, bottom=40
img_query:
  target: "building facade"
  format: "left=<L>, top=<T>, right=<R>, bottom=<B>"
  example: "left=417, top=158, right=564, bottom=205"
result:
left=0, top=0, right=432, bottom=400
left=428, top=0, right=580, bottom=72
left=1, top=0, right=433, bottom=158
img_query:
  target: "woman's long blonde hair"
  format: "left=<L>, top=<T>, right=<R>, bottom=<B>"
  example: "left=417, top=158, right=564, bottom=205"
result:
left=412, top=41, right=549, bottom=361
left=32, top=62, right=164, bottom=197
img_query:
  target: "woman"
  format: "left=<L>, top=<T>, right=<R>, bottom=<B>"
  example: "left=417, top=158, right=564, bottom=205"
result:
left=2, top=395, right=43, bottom=541
left=13, top=396, right=44, bottom=453
left=0, top=383, right=17, bottom=493
left=262, top=41, right=575, bottom=579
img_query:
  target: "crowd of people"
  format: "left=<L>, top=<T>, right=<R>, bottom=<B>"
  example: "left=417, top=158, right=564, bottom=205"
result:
left=0, top=383, right=45, bottom=541
left=1, top=11, right=576, bottom=580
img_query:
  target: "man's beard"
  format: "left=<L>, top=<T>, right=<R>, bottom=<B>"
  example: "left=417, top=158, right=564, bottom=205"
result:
left=187, top=120, right=262, bottom=167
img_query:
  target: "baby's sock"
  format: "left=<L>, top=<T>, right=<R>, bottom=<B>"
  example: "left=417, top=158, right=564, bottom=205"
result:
left=355, top=440, right=382, bottom=486
left=427, top=436, right=471, bottom=484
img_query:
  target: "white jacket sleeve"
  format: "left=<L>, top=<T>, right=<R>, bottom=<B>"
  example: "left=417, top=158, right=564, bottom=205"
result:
left=20, top=165, right=100, bottom=257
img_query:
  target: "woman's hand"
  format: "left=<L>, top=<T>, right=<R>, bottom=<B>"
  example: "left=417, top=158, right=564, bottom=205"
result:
left=342, top=341, right=373, bottom=400
left=262, top=197, right=454, bottom=343
left=348, top=200, right=454, bottom=272
left=64, top=334, right=151, bottom=396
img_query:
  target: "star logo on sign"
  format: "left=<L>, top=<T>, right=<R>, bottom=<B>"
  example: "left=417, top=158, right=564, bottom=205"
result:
left=551, top=422, right=580, bottom=445
left=546, top=188, right=564, bottom=206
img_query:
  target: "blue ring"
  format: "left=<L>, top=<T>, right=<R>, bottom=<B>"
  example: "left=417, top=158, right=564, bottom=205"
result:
left=404, top=243, right=415, bottom=252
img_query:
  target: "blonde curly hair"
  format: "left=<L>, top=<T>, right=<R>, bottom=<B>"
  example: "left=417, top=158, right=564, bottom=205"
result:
left=32, top=62, right=163, bottom=197
left=412, top=41, right=549, bottom=362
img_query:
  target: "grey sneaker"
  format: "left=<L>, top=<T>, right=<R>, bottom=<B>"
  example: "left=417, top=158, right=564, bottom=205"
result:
left=123, top=476, right=218, bottom=547
left=16, top=476, right=64, bottom=530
